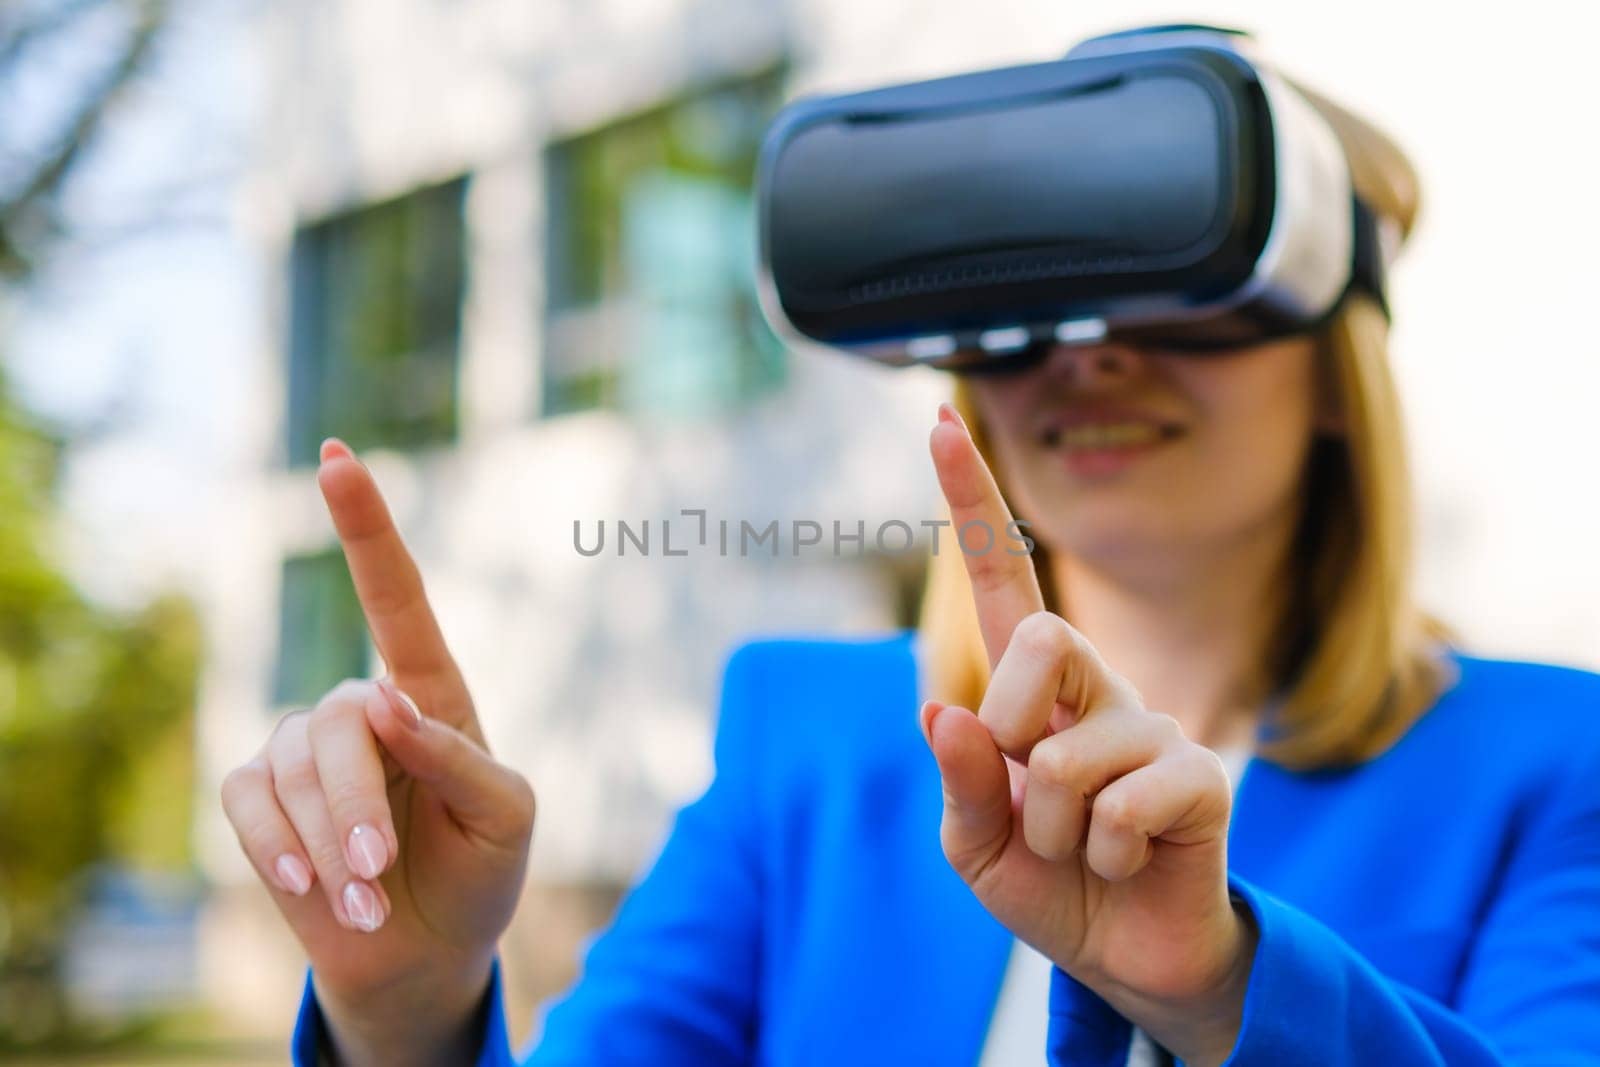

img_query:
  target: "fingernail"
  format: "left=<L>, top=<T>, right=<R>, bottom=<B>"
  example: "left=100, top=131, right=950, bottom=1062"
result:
left=937, top=402, right=967, bottom=433
left=919, top=699, right=946, bottom=746
left=342, top=880, right=385, bottom=933
left=347, top=824, right=388, bottom=880
left=321, top=437, right=358, bottom=465
left=377, top=677, right=424, bottom=730
left=274, top=854, right=312, bottom=896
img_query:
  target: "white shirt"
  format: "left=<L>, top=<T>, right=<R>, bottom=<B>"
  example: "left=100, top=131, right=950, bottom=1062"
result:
left=976, top=742, right=1254, bottom=1066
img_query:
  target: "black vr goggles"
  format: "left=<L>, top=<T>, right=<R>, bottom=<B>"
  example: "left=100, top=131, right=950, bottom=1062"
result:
left=755, top=25, right=1391, bottom=373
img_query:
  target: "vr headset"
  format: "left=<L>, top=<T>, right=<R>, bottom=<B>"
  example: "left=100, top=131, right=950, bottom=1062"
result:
left=755, top=24, right=1390, bottom=373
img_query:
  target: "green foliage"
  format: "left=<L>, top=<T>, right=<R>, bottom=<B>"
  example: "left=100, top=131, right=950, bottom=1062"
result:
left=0, top=372, right=202, bottom=1045
left=0, top=0, right=196, bottom=1046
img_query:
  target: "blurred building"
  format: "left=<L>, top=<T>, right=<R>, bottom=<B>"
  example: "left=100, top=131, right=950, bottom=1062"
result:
left=193, top=0, right=952, bottom=1045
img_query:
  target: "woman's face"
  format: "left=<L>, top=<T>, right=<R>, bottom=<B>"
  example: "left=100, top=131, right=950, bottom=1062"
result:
left=963, top=336, right=1329, bottom=570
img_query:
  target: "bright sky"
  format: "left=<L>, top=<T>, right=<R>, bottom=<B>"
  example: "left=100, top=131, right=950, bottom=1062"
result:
left=6, top=0, right=261, bottom=608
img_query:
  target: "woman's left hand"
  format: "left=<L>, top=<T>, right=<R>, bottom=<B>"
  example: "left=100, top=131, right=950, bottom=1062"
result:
left=923, top=405, right=1256, bottom=1066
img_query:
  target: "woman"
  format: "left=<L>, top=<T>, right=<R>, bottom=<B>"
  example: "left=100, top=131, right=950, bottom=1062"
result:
left=221, top=30, right=1600, bottom=1067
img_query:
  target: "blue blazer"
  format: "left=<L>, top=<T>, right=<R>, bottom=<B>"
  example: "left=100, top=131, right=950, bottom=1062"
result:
left=293, top=633, right=1600, bottom=1065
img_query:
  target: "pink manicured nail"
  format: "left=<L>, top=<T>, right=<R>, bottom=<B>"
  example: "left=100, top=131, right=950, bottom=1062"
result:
left=377, top=677, right=424, bottom=730
left=347, top=824, right=387, bottom=880
left=919, top=699, right=946, bottom=746
left=319, top=437, right=354, bottom=463
left=275, top=854, right=312, bottom=896
left=937, top=402, right=970, bottom=433
left=342, top=881, right=385, bottom=933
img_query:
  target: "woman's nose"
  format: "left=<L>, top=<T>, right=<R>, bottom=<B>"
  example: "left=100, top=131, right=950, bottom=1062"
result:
left=1038, top=341, right=1145, bottom=386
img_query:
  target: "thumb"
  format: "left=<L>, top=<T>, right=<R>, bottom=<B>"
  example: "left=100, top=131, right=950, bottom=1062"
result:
left=920, top=700, right=1013, bottom=879
left=366, top=678, right=536, bottom=850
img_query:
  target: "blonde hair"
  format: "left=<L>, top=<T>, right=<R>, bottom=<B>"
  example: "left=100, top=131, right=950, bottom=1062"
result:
left=917, top=76, right=1455, bottom=772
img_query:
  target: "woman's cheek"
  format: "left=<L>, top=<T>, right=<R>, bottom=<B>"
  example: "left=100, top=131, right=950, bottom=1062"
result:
left=1199, top=414, right=1312, bottom=533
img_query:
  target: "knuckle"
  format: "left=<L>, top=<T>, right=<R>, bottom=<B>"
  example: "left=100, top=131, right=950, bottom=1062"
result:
left=1110, top=673, right=1145, bottom=709
left=506, top=774, right=537, bottom=830
left=1094, top=789, right=1141, bottom=837
left=360, top=579, right=417, bottom=620
left=271, top=750, right=319, bottom=797
left=322, top=776, right=379, bottom=820
left=1191, top=746, right=1233, bottom=793
left=309, top=680, right=372, bottom=729
left=967, top=549, right=1018, bottom=585
left=236, top=818, right=285, bottom=860
left=219, top=761, right=265, bottom=814
left=990, top=721, right=1037, bottom=758
left=331, top=677, right=373, bottom=701
left=1029, top=737, right=1087, bottom=792
left=1010, top=611, right=1071, bottom=665
left=1146, top=711, right=1185, bottom=746
left=267, top=705, right=311, bottom=745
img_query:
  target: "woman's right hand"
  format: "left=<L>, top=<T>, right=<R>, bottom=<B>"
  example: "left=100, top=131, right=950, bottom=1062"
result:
left=220, top=439, right=536, bottom=1067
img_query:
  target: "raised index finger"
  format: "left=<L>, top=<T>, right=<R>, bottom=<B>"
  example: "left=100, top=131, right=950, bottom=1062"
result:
left=316, top=439, right=467, bottom=717
left=928, top=403, right=1046, bottom=669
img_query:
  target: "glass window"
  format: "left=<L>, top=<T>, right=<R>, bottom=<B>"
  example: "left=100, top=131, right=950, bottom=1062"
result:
left=542, top=68, right=788, bottom=418
left=273, top=550, right=368, bottom=708
left=286, top=178, right=468, bottom=466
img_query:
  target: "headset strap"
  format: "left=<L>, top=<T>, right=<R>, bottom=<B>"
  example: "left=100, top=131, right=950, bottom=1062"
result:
left=1348, top=194, right=1391, bottom=320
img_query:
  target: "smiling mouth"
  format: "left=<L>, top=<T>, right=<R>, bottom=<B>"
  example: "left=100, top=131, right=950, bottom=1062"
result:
left=1040, top=422, right=1185, bottom=450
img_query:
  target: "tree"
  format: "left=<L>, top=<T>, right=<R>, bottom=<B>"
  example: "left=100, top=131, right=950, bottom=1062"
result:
left=0, top=0, right=199, bottom=1048
left=0, top=376, right=202, bottom=1045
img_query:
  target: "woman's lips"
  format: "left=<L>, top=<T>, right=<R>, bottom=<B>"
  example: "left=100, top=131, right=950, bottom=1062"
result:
left=1039, top=419, right=1185, bottom=478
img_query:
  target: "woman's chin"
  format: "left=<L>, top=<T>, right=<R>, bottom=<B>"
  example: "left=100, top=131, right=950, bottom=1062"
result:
left=1042, top=514, right=1192, bottom=568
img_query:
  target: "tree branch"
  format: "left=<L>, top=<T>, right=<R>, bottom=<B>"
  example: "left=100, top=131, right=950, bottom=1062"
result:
left=0, top=0, right=171, bottom=280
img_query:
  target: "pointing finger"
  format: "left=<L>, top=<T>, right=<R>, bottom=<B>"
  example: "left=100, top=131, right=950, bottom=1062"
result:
left=929, top=404, right=1046, bottom=669
left=316, top=439, right=474, bottom=733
